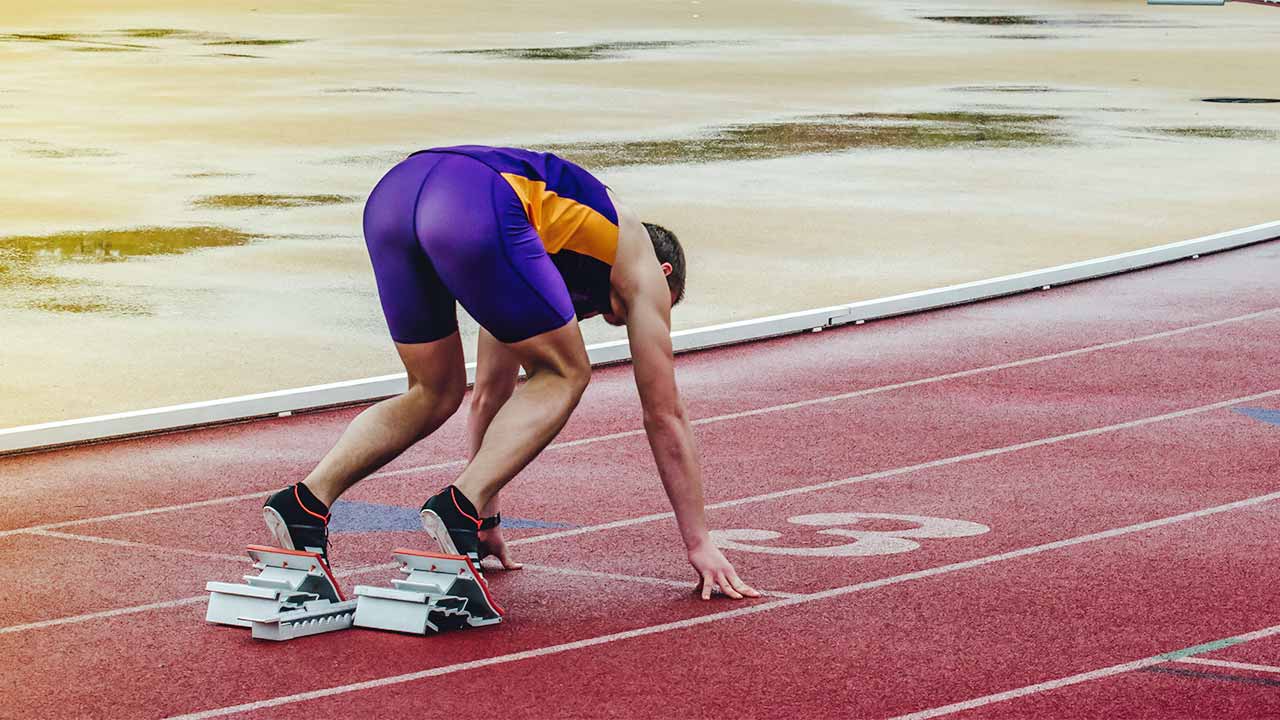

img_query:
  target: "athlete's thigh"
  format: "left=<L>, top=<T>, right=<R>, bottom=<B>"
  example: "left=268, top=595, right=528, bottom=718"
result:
left=363, top=154, right=458, bottom=344
left=504, top=318, right=590, bottom=383
left=395, top=331, right=466, bottom=395
left=475, top=328, right=521, bottom=398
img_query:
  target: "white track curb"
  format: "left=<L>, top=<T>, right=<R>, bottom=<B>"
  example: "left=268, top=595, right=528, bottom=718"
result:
left=2, top=220, right=1276, bottom=455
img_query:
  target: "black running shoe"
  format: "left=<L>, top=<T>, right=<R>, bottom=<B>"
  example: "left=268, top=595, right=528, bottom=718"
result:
left=263, top=483, right=331, bottom=564
left=420, top=486, right=483, bottom=563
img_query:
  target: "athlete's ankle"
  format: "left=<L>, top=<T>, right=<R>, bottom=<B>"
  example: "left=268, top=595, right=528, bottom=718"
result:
left=295, top=482, right=331, bottom=515
left=299, top=480, right=337, bottom=510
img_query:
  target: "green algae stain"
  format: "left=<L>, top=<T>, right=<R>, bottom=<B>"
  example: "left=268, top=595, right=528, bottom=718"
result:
left=203, top=38, right=305, bottom=47
left=2, top=226, right=256, bottom=263
left=545, top=111, right=1066, bottom=168
left=1, top=226, right=257, bottom=315
left=450, top=40, right=695, bottom=61
left=0, top=33, right=151, bottom=50
left=192, top=194, right=359, bottom=210
left=116, top=28, right=200, bottom=39
left=1153, top=126, right=1279, bottom=140
left=22, top=146, right=115, bottom=159
left=24, top=298, right=150, bottom=315
left=184, top=171, right=245, bottom=179
left=923, top=16, right=1046, bottom=26
left=0, top=29, right=302, bottom=53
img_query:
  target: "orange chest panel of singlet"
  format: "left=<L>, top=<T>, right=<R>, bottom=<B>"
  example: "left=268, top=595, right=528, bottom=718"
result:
left=500, top=173, right=619, bottom=266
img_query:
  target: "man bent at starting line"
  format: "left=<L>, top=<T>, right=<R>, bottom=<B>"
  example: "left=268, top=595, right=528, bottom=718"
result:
left=262, top=145, right=758, bottom=600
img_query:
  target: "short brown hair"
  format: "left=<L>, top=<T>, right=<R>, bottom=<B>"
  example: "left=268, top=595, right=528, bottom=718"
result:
left=643, top=222, right=685, bottom=305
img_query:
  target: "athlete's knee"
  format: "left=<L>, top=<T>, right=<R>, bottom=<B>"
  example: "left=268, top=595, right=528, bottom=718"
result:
left=470, top=378, right=514, bottom=418
left=404, top=373, right=465, bottom=426
left=566, top=359, right=591, bottom=398
left=525, top=352, right=590, bottom=402
left=553, top=356, right=591, bottom=403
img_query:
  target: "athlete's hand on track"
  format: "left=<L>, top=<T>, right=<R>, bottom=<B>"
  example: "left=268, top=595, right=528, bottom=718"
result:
left=477, top=527, right=523, bottom=570
left=688, top=542, right=761, bottom=600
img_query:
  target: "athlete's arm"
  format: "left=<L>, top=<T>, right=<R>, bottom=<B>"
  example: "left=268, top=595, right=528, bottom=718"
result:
left=611, top=207, right=759, bottom=600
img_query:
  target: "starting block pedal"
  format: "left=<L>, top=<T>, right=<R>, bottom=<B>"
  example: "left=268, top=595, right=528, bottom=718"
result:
left=206, top=545, right=356, bottom=641
left=353, top=549, right=504, bottom=634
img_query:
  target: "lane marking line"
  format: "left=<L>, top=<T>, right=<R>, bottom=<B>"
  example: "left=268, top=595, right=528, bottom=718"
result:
left=1174, top=656, right=1280, bottom=675
left=0, top=596, right=208, bottom=636
left=0, top=559, right=407, bottom=636
left=513, top=387, right=1280, bottom=546
left=889, top=624, right=1280, bottom=719
left=10, top=386, right=1276, bottom=636
left=162, top=488, right=1280, bottom=720
left=3, top=306, right=1275, bottom=540
left=0, top=555, right=789, bottom=634
left=520, top=563, right=802, bottom=599
left=29, top=529, right=250, bottom=564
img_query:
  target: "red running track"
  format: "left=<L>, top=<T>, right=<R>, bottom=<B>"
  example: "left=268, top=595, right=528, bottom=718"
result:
left=2, top=239, right=1280, bottom=719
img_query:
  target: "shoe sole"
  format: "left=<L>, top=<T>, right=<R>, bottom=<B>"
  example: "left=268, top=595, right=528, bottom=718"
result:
left=262, top=506, right=296, bottom=551
left=419, top=509, right=461, bottom=556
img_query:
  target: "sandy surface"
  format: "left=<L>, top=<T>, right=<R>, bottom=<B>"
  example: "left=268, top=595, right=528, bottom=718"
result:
left=1, top=0, right=1277, bottom=427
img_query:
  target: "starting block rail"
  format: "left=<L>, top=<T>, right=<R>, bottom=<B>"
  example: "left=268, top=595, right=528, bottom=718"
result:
left=206, top=545, right=503, bottom=641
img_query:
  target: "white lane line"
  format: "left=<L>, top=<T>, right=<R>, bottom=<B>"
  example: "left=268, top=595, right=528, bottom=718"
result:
left=29, top=530, right=250, bottom=563
left=10, top=386, right=1277, bottom=636
left=4, top=306, right=1274, bottom=540
left=0, top=559, right=404, bottom=637
left=162, top=488, right=1280, bottom=720
left=514, top=387, right=1280, bottom=547
left=0, top=555, right=788, bottom=635
left=1174, top=657, right=1280, bottom=675
left=889, top=624, right=1280, bottom=720
left=520, top=563, right=802, bottom=599
left=0, top=596, right=208, bottom=636
left=0, top=491, right=271, bottom=538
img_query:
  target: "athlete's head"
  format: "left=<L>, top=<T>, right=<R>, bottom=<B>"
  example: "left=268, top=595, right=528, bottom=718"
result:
left=645, top=222, right=686, bottom=306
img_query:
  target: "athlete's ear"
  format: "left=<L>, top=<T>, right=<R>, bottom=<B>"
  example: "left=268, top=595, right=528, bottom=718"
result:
left=660, top=262, right=673, bottom=277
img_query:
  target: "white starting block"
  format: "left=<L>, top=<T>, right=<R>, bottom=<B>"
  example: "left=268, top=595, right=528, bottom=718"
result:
left=206, top=545, right=356, bottom=641
left=206, top=546, right=504, bottom=640
left=353, top=549, right=504, bottom=634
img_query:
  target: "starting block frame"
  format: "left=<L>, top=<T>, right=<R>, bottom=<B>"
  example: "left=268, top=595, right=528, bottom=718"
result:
left=206, top=546, right=503, bottom=640
left=353, top=549, right=504, bottom=634
left=206, top=545, right=356, bottom=641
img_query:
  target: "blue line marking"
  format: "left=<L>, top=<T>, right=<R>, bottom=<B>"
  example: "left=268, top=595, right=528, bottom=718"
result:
left=329, top=500, right=577, bottom=534
left=1235, top=407, right=1280, bottom=427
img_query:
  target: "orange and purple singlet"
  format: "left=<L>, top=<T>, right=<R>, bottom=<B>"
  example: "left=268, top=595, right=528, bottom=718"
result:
left=362, top=145, right=620, bottom=344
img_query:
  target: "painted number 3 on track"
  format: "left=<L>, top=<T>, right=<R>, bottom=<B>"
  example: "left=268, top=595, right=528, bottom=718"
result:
left=710, top=513, right=990, bottom=557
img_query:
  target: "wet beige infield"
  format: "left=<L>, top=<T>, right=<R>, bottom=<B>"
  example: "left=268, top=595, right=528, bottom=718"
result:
left=1, top=0, right=1277, bottom=427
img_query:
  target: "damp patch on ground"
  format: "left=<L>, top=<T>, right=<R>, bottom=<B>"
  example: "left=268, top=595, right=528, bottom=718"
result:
left=0, top=29, right=306, bottom=53
left=949, top=85, right=1066, bottom=93
left=19, top=145, right=115, bottom=159
left=922, top=14, right=1179, bottom=29
left=1202, top=97, right=1280, bottom=104
left=447, top=40, right=702, bottom=61
left=192, top=194, right=359, bottom=210
left=1149, top=126, right=1279, bottom=140
left=22, top=298, right=150, bottom=315
left=923, top=15, right=1046, bottom=25
left=0, top=226, right=257, bottom=315
left=320, top=87, right=468, bottom=95
left=541, top=111, right=1068, bottom=167
left=202, top=38, right=305, bottom=47
left=183, top=171, right=245, bottom=179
